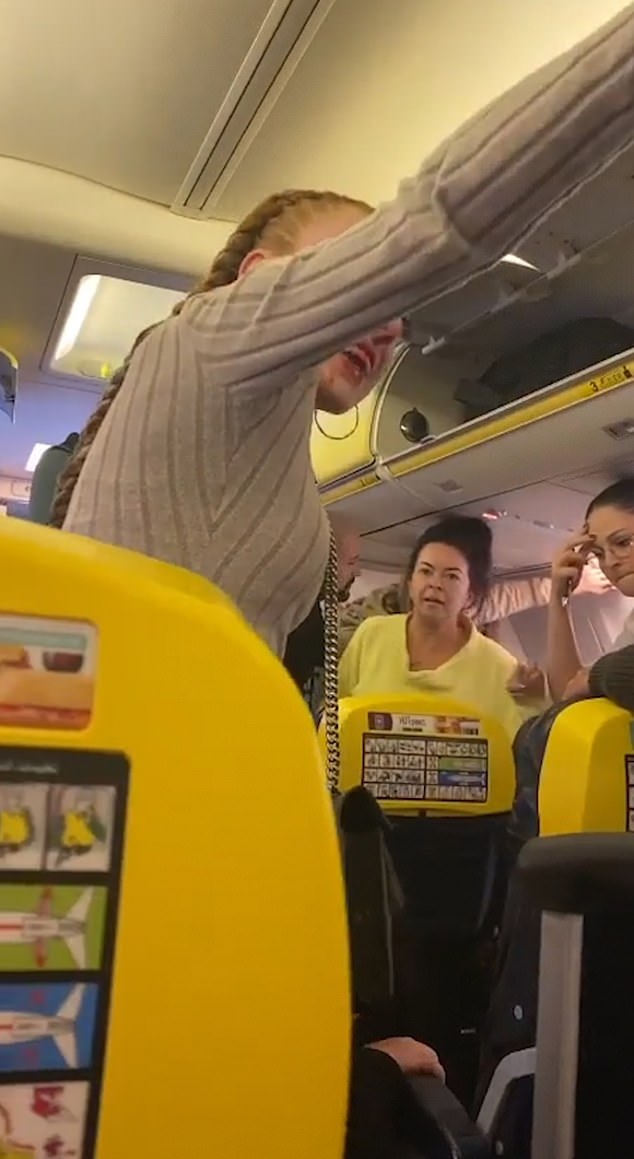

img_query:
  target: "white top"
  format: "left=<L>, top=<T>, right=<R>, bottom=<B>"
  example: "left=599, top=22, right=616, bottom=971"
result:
left=609, top=605, right=634, bottom=651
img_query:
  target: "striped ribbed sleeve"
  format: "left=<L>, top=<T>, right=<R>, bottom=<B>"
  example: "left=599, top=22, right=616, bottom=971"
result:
left=182, top=5, right=634, bottom=392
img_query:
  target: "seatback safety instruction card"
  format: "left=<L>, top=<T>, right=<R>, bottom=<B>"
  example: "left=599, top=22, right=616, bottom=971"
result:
left=362, top=711, right=488, bottom=803
left=0, top=746, right=128, bottom=1159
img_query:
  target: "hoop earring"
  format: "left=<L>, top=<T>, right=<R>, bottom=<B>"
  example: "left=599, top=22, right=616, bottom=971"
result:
left=313, top=406, right=360, bottom=441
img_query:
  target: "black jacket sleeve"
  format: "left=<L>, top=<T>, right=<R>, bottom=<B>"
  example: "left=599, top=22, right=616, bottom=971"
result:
left=282, top=599, right=324, bottom=690
left=345, top=1046, right=405, bottom=1159
left=588, top=645, right=634, bottom=713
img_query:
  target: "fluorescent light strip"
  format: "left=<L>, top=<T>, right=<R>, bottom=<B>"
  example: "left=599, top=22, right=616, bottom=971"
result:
left=54, top=275, right=101, bottom=362
left=501, top=253, right=539, bottom=270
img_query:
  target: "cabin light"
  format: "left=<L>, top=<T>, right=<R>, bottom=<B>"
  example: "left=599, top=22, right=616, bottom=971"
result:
left=500, top=254, right=539, bottom=271
left=49, top=274, right=184, bottom=381
left=53, top=275, right=101, bottom=362
left=482, top=507, right=575, bottom=535
left=25, top=443, right=51, bottom=472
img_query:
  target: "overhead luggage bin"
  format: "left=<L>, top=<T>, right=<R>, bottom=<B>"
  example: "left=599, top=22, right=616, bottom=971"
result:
left=321, top=346, right=634, bottom=548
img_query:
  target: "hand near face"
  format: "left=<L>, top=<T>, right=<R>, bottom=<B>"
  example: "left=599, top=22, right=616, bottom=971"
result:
left=551, top=530, right=595, bottom=600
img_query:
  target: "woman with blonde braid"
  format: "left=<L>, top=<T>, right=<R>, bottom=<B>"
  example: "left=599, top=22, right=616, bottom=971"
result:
left=53, top=10, right=634, bottom=657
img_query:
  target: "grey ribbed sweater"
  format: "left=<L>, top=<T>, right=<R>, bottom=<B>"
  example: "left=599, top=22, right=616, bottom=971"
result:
left=64, top=5, right=634, bottom=656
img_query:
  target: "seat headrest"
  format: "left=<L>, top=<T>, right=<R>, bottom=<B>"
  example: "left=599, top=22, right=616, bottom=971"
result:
left=322, top=694, right=515, bottom=815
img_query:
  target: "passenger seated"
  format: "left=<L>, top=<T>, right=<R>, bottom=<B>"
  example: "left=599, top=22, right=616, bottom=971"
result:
left=548, top=477, right=634, bottom=706
left=28, top=434, right=79, bottom=524
left=512, top=478, right=634, bottom=847
left=478, top=482, right=634, bottom=1150
left=339, top=553, right=610, bottom=653
left=339, top=516, right=547, bottom=743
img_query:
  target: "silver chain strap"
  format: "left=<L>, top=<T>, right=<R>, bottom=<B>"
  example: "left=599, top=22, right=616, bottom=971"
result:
left=323, top=528, right=341, bottom=792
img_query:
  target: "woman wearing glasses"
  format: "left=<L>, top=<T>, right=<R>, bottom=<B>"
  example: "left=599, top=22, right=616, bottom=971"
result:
left=480, top=480, right=634, bottom=1117
left=547, top=478, right=634, bottom=702
left=508, top=478, right=634, bottom=851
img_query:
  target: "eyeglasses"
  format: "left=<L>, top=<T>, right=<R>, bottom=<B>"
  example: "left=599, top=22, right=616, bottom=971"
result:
left=592, top=533, right=634, bottom=563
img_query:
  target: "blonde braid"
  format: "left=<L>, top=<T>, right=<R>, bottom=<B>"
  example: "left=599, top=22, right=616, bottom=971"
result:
left=50, top=188, right=371, bottom=529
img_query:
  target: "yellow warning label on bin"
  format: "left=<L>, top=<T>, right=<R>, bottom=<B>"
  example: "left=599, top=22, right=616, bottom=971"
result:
left=588, top=363, right=634, bottom=393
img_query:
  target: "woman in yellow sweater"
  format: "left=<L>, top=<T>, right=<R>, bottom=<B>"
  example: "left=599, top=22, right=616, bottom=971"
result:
left=338, top=517, right=547, bottom=743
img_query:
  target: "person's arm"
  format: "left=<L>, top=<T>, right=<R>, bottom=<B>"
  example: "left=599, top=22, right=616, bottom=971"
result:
left=346, top=1040, right=445, bottom=1159
left=345, top=1047, right=406, bottom=1159
left=182, top=9, right=634, bottom=392
left=547, top=597, right=583, bottom=702
left=546, top=531, right=598, bottom=699
left=480, top=636, right=549, bottom=716
left=283, top=600, right=324, bottom=688
left=339, top=626, right=366, bottom=698
left=588, top=645, right=634, bottom=713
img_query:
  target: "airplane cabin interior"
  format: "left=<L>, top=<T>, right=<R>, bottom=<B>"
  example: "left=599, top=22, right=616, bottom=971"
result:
left=2, top=2, right=634, bottom=1157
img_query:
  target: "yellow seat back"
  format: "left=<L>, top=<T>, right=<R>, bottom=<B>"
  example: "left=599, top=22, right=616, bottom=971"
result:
left=539, top=699, right=634, bottom=836
left=320, top=694, right=515, bottom=815
left=0, top=520, right=348, bottom=1159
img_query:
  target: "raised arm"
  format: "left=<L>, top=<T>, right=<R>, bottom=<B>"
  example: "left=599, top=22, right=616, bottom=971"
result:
left=546, top=532, right=596, bottom=699
left=183, top=6, right=634, bottom=390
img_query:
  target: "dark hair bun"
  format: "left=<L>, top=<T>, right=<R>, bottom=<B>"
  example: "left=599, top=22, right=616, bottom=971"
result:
left=432, top=515, right=492, bottom=557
